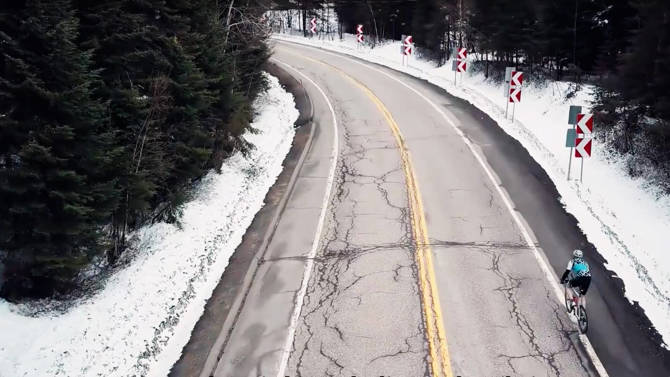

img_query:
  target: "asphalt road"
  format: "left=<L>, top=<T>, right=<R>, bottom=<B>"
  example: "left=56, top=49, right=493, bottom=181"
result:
left=206, top=41, right=670, bottom=377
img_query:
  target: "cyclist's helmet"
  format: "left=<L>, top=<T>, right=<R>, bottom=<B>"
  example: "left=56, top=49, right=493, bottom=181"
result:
left=573, top=249, right=583, bottom=258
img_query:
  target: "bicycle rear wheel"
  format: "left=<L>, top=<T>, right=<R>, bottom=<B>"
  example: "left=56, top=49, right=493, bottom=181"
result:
left=577, top=305, right=588, bottom=334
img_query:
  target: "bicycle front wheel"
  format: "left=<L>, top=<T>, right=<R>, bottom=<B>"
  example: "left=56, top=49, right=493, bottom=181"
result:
left=577, top=305, right=588, bottom=334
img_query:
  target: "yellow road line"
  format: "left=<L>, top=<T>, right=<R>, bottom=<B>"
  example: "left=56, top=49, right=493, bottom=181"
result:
left=291, top=52, right=453, bottom=377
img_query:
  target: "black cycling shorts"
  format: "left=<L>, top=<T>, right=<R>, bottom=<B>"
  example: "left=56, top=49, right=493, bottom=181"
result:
left=570, top=276, right=591, bottom=295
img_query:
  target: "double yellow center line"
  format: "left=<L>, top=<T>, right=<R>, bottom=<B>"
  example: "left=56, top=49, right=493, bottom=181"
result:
left=293, top=53, right=453, bottom=377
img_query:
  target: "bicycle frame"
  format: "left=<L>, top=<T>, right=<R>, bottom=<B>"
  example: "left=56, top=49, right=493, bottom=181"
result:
left=565, top=282, right=586, bottom=315
left=570, top=286, right=585, bottom=309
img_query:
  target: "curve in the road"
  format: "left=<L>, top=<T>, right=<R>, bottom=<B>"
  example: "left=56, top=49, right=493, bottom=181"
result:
left=270, top=58, right=341, bottom=377
left=204, top=41, right=669, bottom=377
left=293, top=45, right=609, bottom=377
left=323, top=56, right=455, bottom=377
left=278, top=44, right=608, bottom=377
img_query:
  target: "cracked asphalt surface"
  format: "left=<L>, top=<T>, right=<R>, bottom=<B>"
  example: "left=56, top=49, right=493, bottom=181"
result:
left=285, top=87, right=430, bottom=377
left=209, top=41, right=670, bottom=377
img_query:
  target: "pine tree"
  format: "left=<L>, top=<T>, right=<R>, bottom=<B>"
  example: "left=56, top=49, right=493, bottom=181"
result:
left=592, top=0, right=636, bottom=76
left=186, top=0, right=245, bottom=171
left=146, top=0, right=216, bottom=222
left=411, top=0, right=450, bottom=59
left=76, top=0, right=174, bottom=260
left=0, top=0, right=119, bottom=299
left=616, top=0, right=669, bottom=154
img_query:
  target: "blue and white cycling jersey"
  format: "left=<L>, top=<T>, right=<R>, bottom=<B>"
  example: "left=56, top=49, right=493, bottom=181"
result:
left=567, top=257, right=591, bottom=278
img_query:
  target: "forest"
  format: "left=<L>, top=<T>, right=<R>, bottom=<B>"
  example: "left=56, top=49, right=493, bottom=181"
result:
left=0, top=0, right=269, bottom=300
left=274, top=0, right=670, bottom=192
left=1, top=0, right=668, bottom=301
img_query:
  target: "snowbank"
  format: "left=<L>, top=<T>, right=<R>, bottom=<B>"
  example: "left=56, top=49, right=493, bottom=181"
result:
left=273, top=32, right=670, bottom=346
left=0, top=73, right=299, bottom=377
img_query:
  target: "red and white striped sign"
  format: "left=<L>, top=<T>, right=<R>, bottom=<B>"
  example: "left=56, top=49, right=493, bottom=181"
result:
left=509, top=87, right=521, bottom=103
left=458, top=48, right=467, bottom=60
left=510, top=71, right=523, bottom=87
left=402, top=35, right=413, bottom=56
left=576, top=113, right=593, bottom=134
left=574, top=113, right=593, bottom=158
left=575, top=138, right=592, bottom=158
left=309, top=17, right=317, bottom=33
left=457, top=60, right=467, bottom=72
left=356, top=24, right=363, bottom=43
left=455, top=47, right=467, bottom=72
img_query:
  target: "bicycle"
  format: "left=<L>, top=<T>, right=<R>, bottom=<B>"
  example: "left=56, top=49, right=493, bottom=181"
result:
left=564, top=281, right=588, bottom=334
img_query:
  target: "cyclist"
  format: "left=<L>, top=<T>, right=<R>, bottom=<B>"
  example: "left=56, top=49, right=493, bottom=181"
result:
left=560, top=249, right=591, bottom=311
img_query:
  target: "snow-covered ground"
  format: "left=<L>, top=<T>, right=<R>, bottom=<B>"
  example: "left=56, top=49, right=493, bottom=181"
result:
left=273, top=32, right=670, bottom=347
left=0, top=73, right=299, bottom=377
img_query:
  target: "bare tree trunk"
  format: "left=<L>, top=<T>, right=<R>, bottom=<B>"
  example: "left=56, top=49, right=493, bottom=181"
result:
left=319, top=8, right=328, bottom=39
left=366, top=0, right=379, bottom=46
left=458, top=0, right=463, bottom=47
left=286, top=10, right=291, bottom=32
left=223, top=0, right=235, bottom=47
left=446, top=18, right=451, bottom=59
left=113, top=76, right=170, bottom=264
left=573, top=0, right=578, bottom=66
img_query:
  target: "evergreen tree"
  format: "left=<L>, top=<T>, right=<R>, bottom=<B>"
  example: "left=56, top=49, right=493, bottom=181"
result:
left=411, top=0, right=450, bottom=59
left=76, top=0, right=174, bottom=260
left=596, top=0, right=670, bottom=169
left=0, top=0, right=119, bottom=299
left=592, top=0, right=636, bottom=75
left=0, top=0, right=273, bottom=300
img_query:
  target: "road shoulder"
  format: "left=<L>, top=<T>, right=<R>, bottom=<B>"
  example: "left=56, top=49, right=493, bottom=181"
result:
left=168, top=62, right=314, bottom=377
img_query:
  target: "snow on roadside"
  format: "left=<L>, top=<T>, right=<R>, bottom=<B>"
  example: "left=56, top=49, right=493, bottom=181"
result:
left=0, top=73, right=299, bottom=377
left=273, top=32, right=670, bottom=346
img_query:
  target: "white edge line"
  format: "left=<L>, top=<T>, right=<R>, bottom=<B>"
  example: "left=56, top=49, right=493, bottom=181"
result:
left=270, top=58, right=339, bottom=377
left=274, top=40, right=610, bottom=377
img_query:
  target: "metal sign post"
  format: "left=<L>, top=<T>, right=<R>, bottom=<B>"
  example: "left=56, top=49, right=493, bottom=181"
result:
left=566, top=105, right=582, bottom=180
left=568, top=124, right=575, bottom=180
left=451, top=60, right=458, bottom=84
left=508, top=88, right=521, bottom=120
